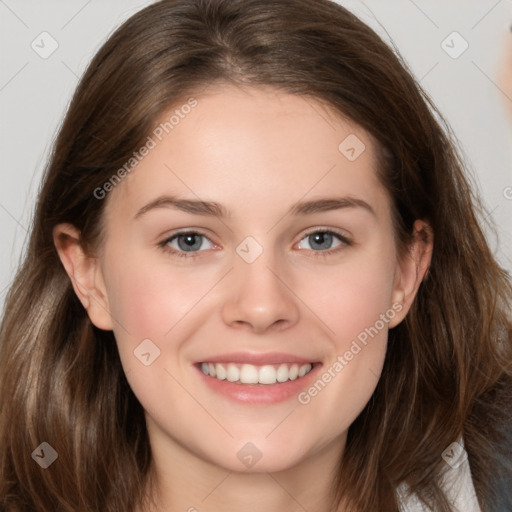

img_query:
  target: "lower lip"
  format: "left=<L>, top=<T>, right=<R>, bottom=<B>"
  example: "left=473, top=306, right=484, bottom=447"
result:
left=195, top=364, right=322, bottom=405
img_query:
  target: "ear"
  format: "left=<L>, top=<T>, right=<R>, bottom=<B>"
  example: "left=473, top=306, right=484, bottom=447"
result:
left=53, top=223, right=113, bottom=330
left=388, top=219, right=433, bottom=328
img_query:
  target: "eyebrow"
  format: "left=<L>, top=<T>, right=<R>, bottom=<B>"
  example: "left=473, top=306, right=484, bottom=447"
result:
left=134, top=194, right=376, bottom=219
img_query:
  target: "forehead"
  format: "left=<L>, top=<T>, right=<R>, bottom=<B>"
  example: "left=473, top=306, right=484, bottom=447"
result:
left=104, top=84, right=388, bottom=221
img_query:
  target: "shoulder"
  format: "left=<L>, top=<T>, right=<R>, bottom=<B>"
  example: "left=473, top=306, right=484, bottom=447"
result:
left=396, top=438, right=481, bottom=512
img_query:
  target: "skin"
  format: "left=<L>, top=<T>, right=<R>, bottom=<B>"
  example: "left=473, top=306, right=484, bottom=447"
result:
left=54, top=84, right=432, bottom=512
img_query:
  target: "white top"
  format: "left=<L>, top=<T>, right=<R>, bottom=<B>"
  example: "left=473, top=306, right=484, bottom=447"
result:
left=397, top=439, right=482, bottom=512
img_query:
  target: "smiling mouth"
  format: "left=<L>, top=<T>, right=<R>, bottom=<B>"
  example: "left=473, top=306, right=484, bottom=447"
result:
left=199, top=362, right=315, bottom=385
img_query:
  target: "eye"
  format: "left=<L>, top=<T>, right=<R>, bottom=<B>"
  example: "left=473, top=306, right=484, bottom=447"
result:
left=296, top=229, right=351, bottom=254
left=158, top=228, right=351, bottom=258
left=159, top=231, right=215, bottom=257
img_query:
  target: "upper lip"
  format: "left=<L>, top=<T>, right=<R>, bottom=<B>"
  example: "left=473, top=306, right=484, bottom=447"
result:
left=196, top=352, right=319, bottom=366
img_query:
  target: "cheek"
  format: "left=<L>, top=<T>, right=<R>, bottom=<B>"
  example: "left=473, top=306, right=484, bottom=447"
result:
left=297, top=242, right=397, bottom=418
left=102, top=247, right=216, bottom=342
left=315, top=241, right=398, bottom=342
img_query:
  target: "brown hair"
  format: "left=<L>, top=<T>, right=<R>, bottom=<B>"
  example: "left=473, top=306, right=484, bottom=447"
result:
left=1, top=0, right=511, bottom=510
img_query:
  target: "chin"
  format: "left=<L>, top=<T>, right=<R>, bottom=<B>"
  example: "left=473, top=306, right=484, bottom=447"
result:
left=201, top=437, right=312, bottom=474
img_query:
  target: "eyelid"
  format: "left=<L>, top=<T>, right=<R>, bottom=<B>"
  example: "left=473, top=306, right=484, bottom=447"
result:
left=299, top=226, right=351, bottom=241
left=158, top=229, right=217, bottom=258
left=158, top=226, right=352, bottom=258
left=295, top=227, right=352, bottom=253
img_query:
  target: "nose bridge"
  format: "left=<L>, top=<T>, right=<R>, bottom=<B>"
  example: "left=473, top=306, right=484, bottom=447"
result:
left=234, top=235, right=287, bottom=302
left=221, top=235, right=300, bottom=332
left=236, top=241, right=280, bottom=292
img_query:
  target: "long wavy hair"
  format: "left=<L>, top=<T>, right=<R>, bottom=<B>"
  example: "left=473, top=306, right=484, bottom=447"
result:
left=1, top=0, right=511, bottom=510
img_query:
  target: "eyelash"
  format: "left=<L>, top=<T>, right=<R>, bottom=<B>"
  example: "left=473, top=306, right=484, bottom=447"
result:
left=158, top=228, right=352, bottom=259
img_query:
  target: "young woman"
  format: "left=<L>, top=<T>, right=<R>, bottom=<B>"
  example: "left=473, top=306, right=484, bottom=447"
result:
left=1, top=0, right=511, bottom=510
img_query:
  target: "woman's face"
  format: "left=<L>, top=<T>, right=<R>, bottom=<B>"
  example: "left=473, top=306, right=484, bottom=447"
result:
left=68, top=85, right=428, bottom=474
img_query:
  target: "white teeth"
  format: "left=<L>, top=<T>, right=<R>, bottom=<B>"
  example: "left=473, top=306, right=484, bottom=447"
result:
left=240, top=364, right=259, bottom=384
left=200, top=362, right=313, bottom=384
left=276, top=363, right=289, bottom=383
left=226, top=364, right=240, bottom=382
left=258, top=365, right=277, bottom=384
left=298, top=364, right=309, bottom=377
left=216, top=363, right=227, bottom=380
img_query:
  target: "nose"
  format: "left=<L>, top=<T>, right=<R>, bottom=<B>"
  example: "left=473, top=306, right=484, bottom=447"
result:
left=221, top=249, right=300, bottom=334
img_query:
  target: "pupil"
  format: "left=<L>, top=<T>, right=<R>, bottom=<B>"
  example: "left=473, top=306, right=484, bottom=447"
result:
left=310, top=232, right=331, bottom=250
left=178, top=234, right=201, bottom=251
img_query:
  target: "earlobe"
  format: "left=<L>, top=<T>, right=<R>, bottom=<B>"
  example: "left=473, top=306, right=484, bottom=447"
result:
left=388, top=220, right=433, bottom=328
left=53, top=223, right=113, bottom=330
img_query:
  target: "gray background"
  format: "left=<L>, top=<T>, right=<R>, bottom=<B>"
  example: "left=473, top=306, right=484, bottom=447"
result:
left=1, top=0, right=511, bottom=316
